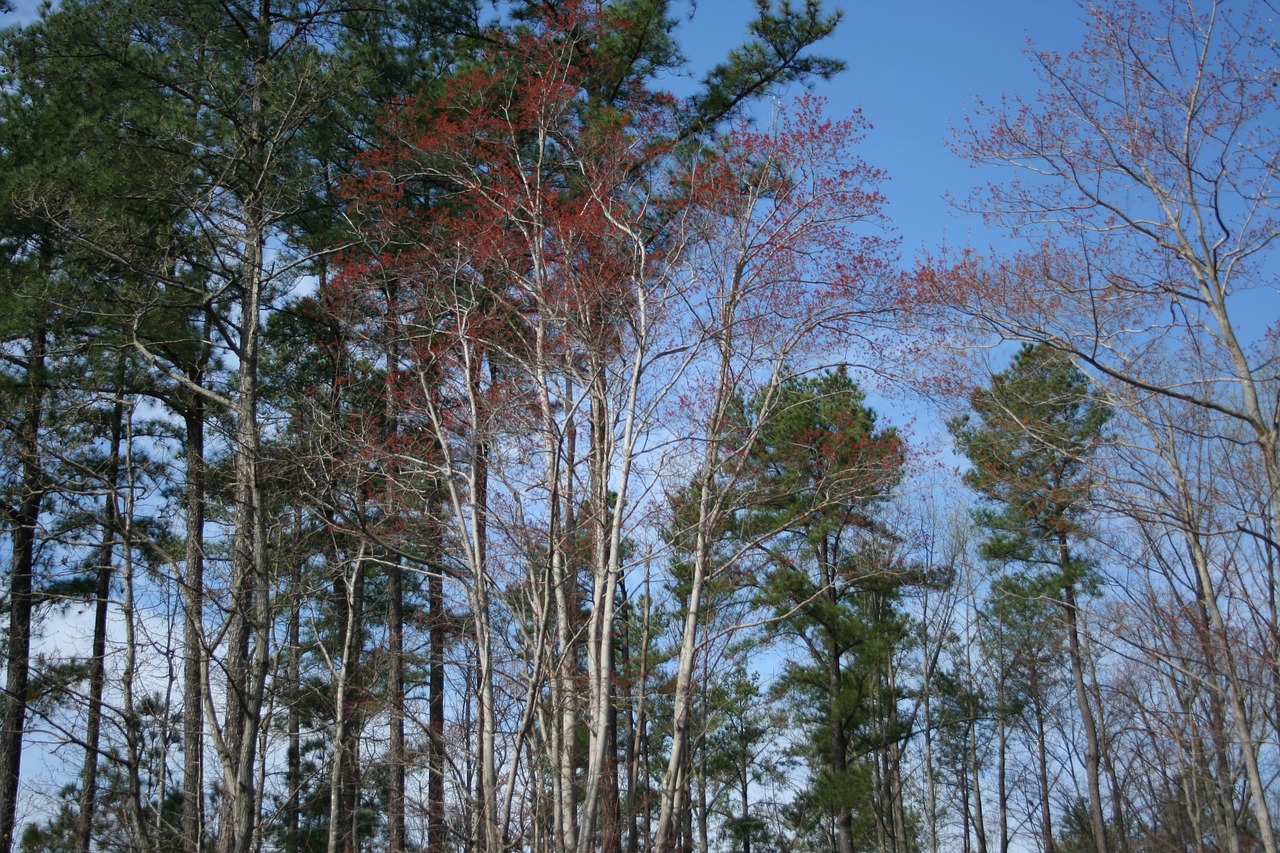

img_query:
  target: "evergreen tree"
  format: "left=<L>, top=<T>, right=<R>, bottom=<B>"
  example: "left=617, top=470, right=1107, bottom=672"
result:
left=741, top=368, right=911, bottom=853
left=949, top=343, right=1112, bottom=853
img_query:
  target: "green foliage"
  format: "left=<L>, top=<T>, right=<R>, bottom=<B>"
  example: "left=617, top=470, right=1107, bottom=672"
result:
left=949, top=343, right=1110, bottom=587
left=19, top=694, right=186, bottom=852
left=746, top=367, right=904, bottom=543
left=950, top=344, right=1112, bottom=853
left=691, top=0, right=844, bottom=130
left=0, top=0, right=856, bottom=847
left=737, top=369, right=918, bottom=847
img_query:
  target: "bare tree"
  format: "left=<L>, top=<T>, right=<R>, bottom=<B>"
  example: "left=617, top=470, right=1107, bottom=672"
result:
left=918, top=3, right=1280, bottom=849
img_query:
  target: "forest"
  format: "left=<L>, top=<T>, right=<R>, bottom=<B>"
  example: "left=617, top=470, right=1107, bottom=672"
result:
left=0, top=0, right=1277, bottom=852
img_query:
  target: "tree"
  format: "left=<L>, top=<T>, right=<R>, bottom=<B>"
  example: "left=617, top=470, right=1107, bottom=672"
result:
left=1, top=0, right=867, bottom=847
left=919, top=1, right=1280, bottom=849
left=0, top=261, right=50, bottom=853
left=0, top=12, right=192, bottom=847
left=742, top=368, right=908, bottom=853
left=0, top=1, right=476, bottom=850
left=651, top=94, right=898, bottom=853
left=332, top=0, right=874, bottom=847
left=949, top=344, right=1111, bottom=853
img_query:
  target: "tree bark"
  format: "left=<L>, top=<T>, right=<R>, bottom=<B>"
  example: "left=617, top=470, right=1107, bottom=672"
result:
left=181, top=352, right=208, bottom=853
left=285, top=528, right=301, bottom=853
left=1032, top=693, right=1055, bottom=853
left=218, top=211, right=269, bottom=853
left=1060, top=573, right=1108, bottom=853
left=327, top=554, right=365, bottom=853
left=388, top=553, right=406, bottom=853
left=77, top=357, right=125, bottom=853
left=0, top=325, right=46, bottom=853
left=428, top=559, right=446, bottom=853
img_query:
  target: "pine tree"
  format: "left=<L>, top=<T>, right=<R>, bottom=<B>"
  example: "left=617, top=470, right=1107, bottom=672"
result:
left=742, top=368, right=910, bottom=853
left=949, top=343, right=1112, bottom=853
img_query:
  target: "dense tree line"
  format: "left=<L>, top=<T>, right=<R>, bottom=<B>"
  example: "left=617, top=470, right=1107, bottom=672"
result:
left=0, top=1, right=1277, bottom=852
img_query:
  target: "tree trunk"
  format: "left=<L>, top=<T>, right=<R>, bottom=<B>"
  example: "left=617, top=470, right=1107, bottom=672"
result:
left=1033, top=693, right=1055, bottom=853
left=327, top=555, right=365, bottom=853
left=1060, top=577, right=1108, bottom=853
left=602, top=638, right=622, bottom=853
left=182, top=373, right=207, bottom=853
left=286, top=529, right=302, bottom=853
left=388, top=553, right=406, bottom=853
left=120, top=508, right=154, bottom=853
left=429, top=559, right=446, bottom=853
left=0, top=325, right=46, bottom=853
left=218, top=213, right=269, bottom=853
left=77, top=358, right=125, bottom=853
left=996, top=697, right=1008, bottom=853
left=830, top=637, right=855, bottom=853
left=970, top=709, right=988, bottom=853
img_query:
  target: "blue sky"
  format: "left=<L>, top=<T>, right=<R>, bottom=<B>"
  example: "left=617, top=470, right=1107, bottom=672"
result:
left=662, top=1, right=1090, bottom=443
left=670, top=1, right=1086, bottom=260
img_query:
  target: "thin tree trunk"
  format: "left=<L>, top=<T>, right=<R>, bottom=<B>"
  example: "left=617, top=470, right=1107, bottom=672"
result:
left=578, top=363, right=633, bottom=853
left=1033, top=693, right=1055, bottom=853
left=327, top=555, right=365, bottom=853
left=970, top=710, right=988, bottom=853
left=890, top=743, right=907, bottom=853
left=381, top=276, right=407, bottom=853
left=1060, top=578, right=1108, bottom=853
left=697, top=734, right=709, bottom=853
left=625, top=561, right=652, bottom=853
left=601, top=595, right=622, bottom=853
left=428, top=558, right=446, bottom=853
left=120, top=505, right=154, bottom=853
left=77, top=358, right=126, bottom=853
left=388, top=553, right=406, bottom=853
left=182, top=371, right=208, bottom=853
left=219, top=211, right=269, bottom=853
left=286, top=528, right=302, bottom=853
left=996, top=697, right=1009, bottom=853
left=545, top=370, right=578, bottom=853
left=960, top=745, right=972, bottom=853
left=1087, top=636, right=1126, bottom=853
left=0, top=325, right=46, bottom=853
left=341, top=569, right=364, bottom=853
left=830, top=635, right=855, bottom=853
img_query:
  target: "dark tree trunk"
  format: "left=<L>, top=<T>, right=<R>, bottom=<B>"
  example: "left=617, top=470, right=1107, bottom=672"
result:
left=429, top=561, right=446, bottom=853
left=1033, top=693, right=1055, bottom=853
left=388, top=555, right=406, bottom=853
left=285, top=529, right=301, bottom=853
left=78, top=357, right=125, bottom=853
left=971, top=710, right=988, bottom=853
left=383, top=276, right=407, bottom=853
left=827, top=593, right=854, bottom=853
left=182, top=376, right=207, bottom=853
left=0, top=325, right=46, bottom=853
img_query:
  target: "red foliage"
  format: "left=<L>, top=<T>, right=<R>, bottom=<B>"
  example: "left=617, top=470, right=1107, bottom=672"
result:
left=335, top=0, right=682, bottom=370
left=329, top=0, right=902, bottom=538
